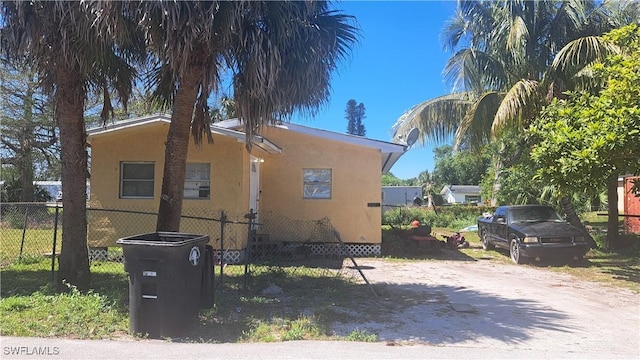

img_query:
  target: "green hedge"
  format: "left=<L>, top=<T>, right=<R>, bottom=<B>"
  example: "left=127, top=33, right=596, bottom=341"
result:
left=383, top=205, right=495, bottom=230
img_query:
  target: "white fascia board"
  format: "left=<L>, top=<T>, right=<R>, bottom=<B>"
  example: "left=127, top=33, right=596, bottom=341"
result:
left=87, top=115, right=280, bottom=153
left=217, top=118, right=406, bottom=153
left=87, top=114, right=171, bottom=137
left=276, top=122, right=406, bottom=152
left=208, top=119, right=408, bottom=171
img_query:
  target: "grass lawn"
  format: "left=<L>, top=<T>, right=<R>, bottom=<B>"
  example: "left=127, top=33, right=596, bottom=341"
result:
left=0, top=258, right=376, bottom=342
left=0, top=260, right=129, bottom=339
left=1, top=228, right=62, bottom=266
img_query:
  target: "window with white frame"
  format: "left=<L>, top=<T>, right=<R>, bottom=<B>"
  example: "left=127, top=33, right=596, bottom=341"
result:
left=120, top=162, right=155, bottom=198
left=303, top=168, right=331, bottom=199
left=184, top=163, right=210, bottom=199
left=465, top=195, right=480, bottom=203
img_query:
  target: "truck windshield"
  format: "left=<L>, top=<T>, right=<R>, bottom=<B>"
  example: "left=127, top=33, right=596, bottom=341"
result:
left=509, top=207, right=564, bottom=223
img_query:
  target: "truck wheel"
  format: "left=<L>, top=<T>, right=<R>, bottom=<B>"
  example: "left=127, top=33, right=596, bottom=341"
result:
left=482, top=232, right=495, bottom=250
left=510, top=239, right=526, bottom=264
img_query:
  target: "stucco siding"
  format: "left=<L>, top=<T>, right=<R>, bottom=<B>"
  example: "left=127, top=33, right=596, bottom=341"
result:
left=258, top=126, right=382, bottom=244
left=88, top=119, right=388, bottom=249
left=88, top=122, right=249, bottom=247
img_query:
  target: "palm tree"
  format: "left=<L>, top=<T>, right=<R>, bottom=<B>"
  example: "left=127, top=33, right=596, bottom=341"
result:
left=1, top=1, right=143, bottom=290
left=135, top=1, right=358, bottom=231
left=392, top=0, right=638, bottom=205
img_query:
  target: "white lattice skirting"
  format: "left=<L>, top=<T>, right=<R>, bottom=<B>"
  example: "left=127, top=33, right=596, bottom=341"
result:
left=90, top=244, right=380, bottom=265
left=89, top=248, right=124, bottom=263
left=216, top=243, right=380, bottom=264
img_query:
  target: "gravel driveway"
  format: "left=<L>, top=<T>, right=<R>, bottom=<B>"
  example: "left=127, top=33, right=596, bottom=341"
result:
left=333, top=257, right=640, bottom=358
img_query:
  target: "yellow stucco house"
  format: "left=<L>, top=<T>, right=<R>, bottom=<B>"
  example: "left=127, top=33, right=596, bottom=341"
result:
left=86, top=114, right=407, bottom=263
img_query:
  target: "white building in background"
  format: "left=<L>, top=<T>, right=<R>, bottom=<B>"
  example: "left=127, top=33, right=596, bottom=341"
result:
left=0, top=180, right=89, bottom=202
left=440, top=185, right=482, bottom=204
left=35, top=181, right=62, bottom=201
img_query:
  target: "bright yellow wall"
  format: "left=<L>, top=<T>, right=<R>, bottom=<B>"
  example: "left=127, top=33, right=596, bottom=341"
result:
left=258, top=126, right=382, bottom=244
left=87, top=122, right=249, bottom=248
left=88, top=121, right=384, bottom=248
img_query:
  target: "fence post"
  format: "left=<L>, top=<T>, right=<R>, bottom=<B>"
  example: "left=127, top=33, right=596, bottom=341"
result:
left=243, top=209, right=256, bottom=290
left=18, top=205, right=30, bottom=261
left=51, top=204, right=60, bottom=284
left=219, top=210, right=226, bottom=287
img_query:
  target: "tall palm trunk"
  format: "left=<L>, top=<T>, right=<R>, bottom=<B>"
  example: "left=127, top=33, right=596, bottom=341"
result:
left=156, top=67, right=202, bottom=232
left=56, top=68, right=90, bottom=291
left=560, top=196, right=597, bottom=249
left=606, top=175, right=619, bottom=250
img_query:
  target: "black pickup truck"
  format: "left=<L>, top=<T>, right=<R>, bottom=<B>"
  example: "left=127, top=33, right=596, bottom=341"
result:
left=477, top=205, right=589, bottom=264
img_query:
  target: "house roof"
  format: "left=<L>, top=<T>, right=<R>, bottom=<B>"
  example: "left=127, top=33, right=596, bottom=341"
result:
left=87, top=114, right=407, bottom=173
left=216, top=119, right=407, bottom=173
left=440, top=185, right=481, bottom=195
left=86, top=114, right=282, bottom=154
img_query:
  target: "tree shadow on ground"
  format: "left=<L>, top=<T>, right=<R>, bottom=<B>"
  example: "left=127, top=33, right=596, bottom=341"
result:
left=335, top=281, right=573, bottom=345
left=0, top=268, right=53, bottom=297
left=581, top=255, right=640, bottom=285
left=1, top=262, right=129, bottom=312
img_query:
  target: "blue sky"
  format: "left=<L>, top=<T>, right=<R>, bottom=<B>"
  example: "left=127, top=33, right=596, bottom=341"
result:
left=292, top=1, right=458, bottom=180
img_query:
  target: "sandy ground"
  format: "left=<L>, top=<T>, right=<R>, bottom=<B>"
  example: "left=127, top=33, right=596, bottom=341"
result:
left=332, top=257, right=640, bottom=358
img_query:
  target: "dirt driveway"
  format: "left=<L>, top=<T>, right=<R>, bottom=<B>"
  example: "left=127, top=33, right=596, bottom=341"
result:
left=332, top=257, right=639, bottom=358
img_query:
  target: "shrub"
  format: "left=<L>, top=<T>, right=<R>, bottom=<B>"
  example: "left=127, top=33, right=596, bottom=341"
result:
left=382, top=205, right=491, bottom=229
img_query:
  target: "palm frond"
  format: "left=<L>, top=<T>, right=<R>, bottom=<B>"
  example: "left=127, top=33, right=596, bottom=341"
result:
left=506, top=15, right=528, bottom=62
left=443, top=48, right=509, bottom=94
left=229, top=1, right=359, bottom=144
left=552, top=35, right=620, bottom=74
left=493, top=79, right=541, bottom=137
left=454, top=91, right=501, bottom=150
left=392, top=93, right=472, bottom=146
left=440, top=10, right=469, bottom=53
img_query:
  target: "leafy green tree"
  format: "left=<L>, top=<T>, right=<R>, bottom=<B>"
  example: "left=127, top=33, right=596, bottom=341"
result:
left=345, top=99, right=366, bottom=136
left=382, top=173, right=407, bottom=186
left=432, top=145, right=490, bottom=187
left=1, top=1, right=144, bottom=290
left=0, top=63, right=59, bottom=201
left=530, top=25, right=640, bottom=248
left=138, top=1, right=358, bottom=231
left=0, top=178, right=51, bottom=203
left=210, top=94, right=237, bottom=122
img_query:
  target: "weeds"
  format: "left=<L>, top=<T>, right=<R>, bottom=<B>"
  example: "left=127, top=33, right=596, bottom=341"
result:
left=345, top=328, right=377, bottom=342
left=0, top=280, right=128, bottom=339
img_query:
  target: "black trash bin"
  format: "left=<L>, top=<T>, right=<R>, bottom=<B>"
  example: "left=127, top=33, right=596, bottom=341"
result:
left=117, top=232, right=209, bottom=338
left=200, top=245, right=215, bottom=309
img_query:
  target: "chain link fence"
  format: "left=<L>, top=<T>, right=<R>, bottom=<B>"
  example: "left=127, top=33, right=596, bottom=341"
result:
left=1, top=203, right=368, bottom=294
left=1, top=203, right=62, bottom=267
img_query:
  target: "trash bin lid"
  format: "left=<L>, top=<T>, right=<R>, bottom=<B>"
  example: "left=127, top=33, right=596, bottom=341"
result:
left=116, top=232, right=209, bottom=247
